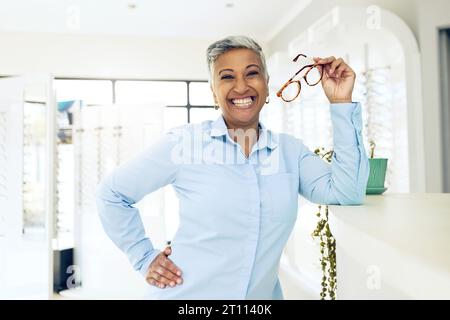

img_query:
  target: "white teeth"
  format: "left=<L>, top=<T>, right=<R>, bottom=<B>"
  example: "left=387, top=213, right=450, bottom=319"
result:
left=232, top=97, right=252, bottom=104
left=231, top=97, right=253, bottom=107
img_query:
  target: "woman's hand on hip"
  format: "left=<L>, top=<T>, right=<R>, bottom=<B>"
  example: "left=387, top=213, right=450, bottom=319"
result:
left=145, top=246, right=183, bottom=289
left=314, top=56, right=356, bottom=104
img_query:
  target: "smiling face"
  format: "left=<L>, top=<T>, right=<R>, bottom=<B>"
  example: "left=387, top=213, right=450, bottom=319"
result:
left=210, top=48, right=269, bottom=130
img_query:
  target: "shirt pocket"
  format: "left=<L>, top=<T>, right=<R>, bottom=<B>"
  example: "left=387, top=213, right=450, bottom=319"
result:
left=260, top=173, right=299, bottom=222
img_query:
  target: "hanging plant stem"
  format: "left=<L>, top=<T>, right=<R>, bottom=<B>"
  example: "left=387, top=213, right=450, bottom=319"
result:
left=312, top=148, right=337, bottom=300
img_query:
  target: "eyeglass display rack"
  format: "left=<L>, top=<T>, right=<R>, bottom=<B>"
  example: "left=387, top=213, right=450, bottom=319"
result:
left=359, top=65, right=395, bottom=188
left=22, top=102, right=47, bottom=231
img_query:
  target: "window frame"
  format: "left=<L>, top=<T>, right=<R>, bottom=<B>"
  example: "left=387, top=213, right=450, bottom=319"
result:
left=55, top=77, right=215, bottom=123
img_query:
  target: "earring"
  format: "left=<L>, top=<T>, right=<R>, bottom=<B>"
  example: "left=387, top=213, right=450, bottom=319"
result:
left=265, top=96, right=270, bottom=104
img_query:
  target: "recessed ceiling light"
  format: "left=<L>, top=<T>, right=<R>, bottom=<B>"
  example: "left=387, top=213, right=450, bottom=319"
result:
left=225, top=3, right=234, bottom=8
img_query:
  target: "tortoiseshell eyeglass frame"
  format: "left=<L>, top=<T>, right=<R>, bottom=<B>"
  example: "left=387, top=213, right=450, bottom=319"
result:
left=276, top=53, right=323, bottom=102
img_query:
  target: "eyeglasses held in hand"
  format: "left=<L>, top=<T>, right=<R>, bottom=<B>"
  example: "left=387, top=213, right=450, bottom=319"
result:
left=276, top=54, right=323, bottom=102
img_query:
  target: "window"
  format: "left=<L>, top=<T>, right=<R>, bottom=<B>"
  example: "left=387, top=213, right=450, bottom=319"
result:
left=189, top=82, right=215, bottom=106
left=55, top=80, right=113, bottom=105
left=115, top=81, right=187, bottom=106
left=439, top=28, right=450, bottom=192
left=54, top=79, right=216, bottom=126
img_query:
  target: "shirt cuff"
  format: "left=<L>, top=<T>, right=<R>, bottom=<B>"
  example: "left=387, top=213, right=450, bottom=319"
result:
left=127, top=238, right=160, bottom=277
left=330, top=102, right=363, bottom=147
left=138, top=249, right=161, bottom=277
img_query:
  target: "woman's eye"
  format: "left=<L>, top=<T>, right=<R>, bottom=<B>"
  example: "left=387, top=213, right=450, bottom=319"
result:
left=247, top=71, right=259, bottom=76
left=220, top=75, right=233, bottom=80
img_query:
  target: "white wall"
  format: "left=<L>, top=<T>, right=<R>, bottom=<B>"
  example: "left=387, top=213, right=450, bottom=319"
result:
left=0, top=31, right=214, bottom=80
left=268, top=0, right=418, bottom=56
left=269, top=0, right=450, bottom=192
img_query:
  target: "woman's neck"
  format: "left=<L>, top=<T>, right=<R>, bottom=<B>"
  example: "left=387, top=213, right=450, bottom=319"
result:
left=223, top=117, right=260, bottom=158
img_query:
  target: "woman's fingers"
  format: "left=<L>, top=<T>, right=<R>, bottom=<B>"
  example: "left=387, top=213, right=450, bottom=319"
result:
left=147, top=269, right=176, bottom=288
left=146, top=251, right=183, bottom=288
left=314, top=56, right=336, bottom=78
left=147, top=278, right=162, bottom=288
left=321, top=64, right=332, bottom=80
left=163, top=246, right=172, bottom=256
left=160, top=255, right=183, bottom=278
left=313, top=56, right=340, bottom=71
left=314, top=56, right=353, bottom=78
left=314, top=56, right=336, bottom=65
left=155, top=257, right=183, bottom=286
left=154, top=265, right=177, bottom=281
left=329, top=58, right=343, bottom=75
left=334, top=63, right=348, bottom=78
left=146, top=271, right=168, bottom=288
left=152, top=267, right=177, bottom=287
left=158, top=259, right=183, bottom=284
left=150, top=271, right=170, bottom=288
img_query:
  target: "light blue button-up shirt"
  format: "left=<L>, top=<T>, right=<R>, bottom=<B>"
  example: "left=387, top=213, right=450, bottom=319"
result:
left=96, top=102, right=369, bottom=299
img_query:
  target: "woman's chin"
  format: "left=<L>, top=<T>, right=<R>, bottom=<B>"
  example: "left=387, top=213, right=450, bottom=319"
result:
left=224, top=103, right=261, bottom=126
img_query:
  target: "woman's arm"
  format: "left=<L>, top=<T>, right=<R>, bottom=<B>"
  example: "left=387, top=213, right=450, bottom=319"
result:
left=298, top=56, right=369, bottom=205
left=298, top=102, right=369, bottom=205
left=95, top=132, right=179, bottom=276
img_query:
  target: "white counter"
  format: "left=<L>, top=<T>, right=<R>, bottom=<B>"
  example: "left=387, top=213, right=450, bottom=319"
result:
left=329, top=193, right=450, bottom=299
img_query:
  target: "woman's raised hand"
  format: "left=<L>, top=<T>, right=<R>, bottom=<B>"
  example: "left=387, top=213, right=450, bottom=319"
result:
left=313, top=56, right=356, bottom=104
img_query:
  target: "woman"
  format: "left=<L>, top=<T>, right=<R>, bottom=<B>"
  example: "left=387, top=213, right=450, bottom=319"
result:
left=96, top=36, right=369, bottom=299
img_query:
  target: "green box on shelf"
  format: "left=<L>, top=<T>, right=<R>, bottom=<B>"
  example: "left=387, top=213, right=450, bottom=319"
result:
left=366, top=158, right=388, bottom=195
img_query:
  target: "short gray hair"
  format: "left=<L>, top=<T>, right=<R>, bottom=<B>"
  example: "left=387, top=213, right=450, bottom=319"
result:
left=206, top=35, right=269, bottom=81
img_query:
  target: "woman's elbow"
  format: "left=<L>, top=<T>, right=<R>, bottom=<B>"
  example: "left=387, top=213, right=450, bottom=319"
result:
left=337, top=189, right=366, bottom=205
left=95, top=176, right=116, bottom=210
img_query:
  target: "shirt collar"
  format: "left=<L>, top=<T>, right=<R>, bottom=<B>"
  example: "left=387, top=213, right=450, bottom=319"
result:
left=209, top=115, right=278, bottom=150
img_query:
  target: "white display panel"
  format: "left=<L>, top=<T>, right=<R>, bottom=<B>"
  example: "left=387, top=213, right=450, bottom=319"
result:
left=0, top=75, right=54, bottom=299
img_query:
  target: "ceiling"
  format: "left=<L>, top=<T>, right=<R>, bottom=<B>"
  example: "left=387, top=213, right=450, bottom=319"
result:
left=0, top=0, right=311, bottom=41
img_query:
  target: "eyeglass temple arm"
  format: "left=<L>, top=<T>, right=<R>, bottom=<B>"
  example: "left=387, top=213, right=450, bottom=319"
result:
left=293, top=53, right=307, bottom=62
left=293, top=53, right=320, bottom=68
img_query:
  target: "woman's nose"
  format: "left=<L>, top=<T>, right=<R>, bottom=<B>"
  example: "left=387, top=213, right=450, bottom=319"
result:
left=233, top=76, right=249, bottom=94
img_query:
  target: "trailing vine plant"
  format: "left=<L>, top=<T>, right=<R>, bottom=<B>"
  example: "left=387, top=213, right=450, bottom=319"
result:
left=312, top=147, right=337, bottom=300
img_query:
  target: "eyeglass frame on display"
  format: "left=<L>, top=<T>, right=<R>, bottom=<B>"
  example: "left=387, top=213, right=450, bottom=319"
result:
left=276, top=53, right=323, bottom=102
